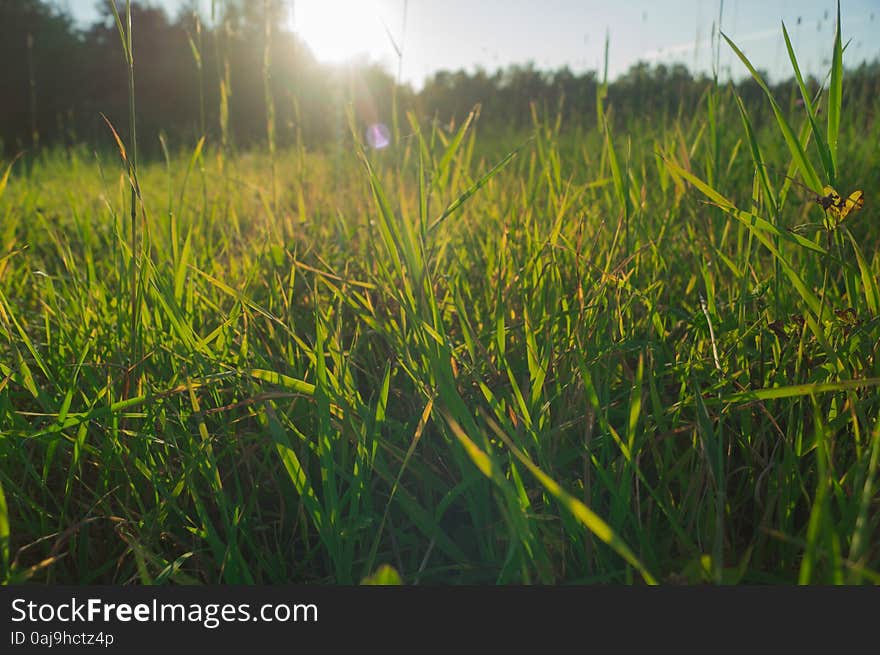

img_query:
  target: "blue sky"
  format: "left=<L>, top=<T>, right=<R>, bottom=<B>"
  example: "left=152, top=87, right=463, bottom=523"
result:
left=66, top=0, right=880, bottom=88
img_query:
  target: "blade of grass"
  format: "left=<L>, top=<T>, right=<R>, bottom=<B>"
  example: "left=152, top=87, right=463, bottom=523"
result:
left=722, top=32, right=823, bottom=193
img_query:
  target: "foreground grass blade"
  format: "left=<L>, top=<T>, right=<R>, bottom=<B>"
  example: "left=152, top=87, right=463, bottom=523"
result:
left=782, top=22, right=834, bottom=183
left=663, top=157, right=822, bottom=316
left=0, top=479, right=9, bottom=581
left=474, top=411, right=657, bottom=584
left=722, top=32, right=823, bottom=193
left=827, top=1, right=843, bottom=173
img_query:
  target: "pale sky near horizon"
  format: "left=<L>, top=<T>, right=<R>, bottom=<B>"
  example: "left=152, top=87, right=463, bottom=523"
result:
left=64, top=0, right=880, bottom=88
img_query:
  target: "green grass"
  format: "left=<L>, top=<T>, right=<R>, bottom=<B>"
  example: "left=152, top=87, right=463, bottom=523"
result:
left=0, top=7, right=879, bottom=585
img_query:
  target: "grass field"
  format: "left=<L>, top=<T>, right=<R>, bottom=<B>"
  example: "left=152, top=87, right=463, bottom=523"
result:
left=1, top=6, right=878, bottom=585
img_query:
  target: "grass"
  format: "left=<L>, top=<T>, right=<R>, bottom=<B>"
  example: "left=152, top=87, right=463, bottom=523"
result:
left=0, top=4, right=878, bottom=585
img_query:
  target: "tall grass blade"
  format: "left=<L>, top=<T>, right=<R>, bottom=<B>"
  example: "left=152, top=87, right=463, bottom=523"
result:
left=722, top=32, right=823, bottom=193
left=827, top=1, right=843, bottom=172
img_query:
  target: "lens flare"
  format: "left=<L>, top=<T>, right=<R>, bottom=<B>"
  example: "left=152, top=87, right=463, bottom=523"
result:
left=366, top=123, right=391, bottom=149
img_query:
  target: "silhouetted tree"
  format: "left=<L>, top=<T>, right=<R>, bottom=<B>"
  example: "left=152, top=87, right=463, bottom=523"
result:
left=0, top=0, right=83, bottom=151
left=0, top=0, right=877, bottom=158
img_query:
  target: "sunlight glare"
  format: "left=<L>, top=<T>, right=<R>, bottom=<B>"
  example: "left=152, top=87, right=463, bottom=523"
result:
left=292, top=0, right=391, bottom=64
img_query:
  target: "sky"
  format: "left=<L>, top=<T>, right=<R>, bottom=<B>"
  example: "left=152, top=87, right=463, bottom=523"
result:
left=65, top=0, right=880, bottom=89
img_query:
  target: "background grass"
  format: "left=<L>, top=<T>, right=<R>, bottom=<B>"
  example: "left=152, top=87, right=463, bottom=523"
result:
left=0, top=5, right=879, bottom=585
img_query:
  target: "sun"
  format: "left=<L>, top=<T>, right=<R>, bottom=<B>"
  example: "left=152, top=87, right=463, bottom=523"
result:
left=291, top=0, right=392, bottom=64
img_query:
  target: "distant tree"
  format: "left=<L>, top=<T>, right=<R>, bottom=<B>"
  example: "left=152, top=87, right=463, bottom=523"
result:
left=1, top=1, right=877, bottom=158
left=0, top=0, right=82, bottom=152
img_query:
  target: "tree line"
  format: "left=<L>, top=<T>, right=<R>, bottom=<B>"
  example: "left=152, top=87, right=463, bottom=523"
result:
left=2, top=0, right=878, bottom=157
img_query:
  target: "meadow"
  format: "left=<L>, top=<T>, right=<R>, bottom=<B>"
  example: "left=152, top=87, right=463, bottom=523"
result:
left=0, top=5, right=878, bottom=585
